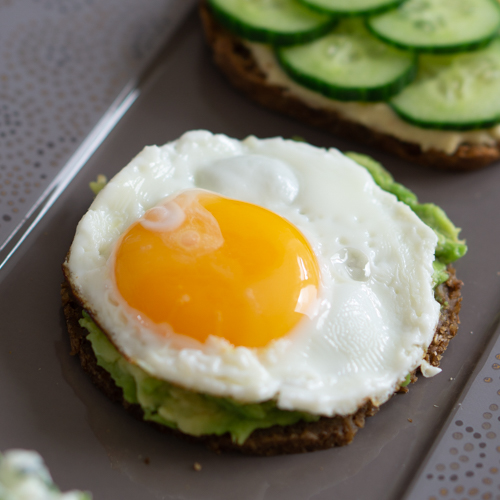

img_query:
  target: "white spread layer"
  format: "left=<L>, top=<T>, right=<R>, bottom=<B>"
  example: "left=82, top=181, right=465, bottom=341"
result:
left=66, top=131, right=441, bottom=416
left=246, top=42, right=500, bottom=155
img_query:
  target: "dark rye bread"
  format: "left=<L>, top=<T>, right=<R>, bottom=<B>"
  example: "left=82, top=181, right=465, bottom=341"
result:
left=199, top=1, right=500, bottom=171
left=60, top=267, right=462, bottom=456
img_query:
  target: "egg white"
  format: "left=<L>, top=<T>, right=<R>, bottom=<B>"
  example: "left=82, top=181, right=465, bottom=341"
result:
left=65, top=131, right=440, bottom=416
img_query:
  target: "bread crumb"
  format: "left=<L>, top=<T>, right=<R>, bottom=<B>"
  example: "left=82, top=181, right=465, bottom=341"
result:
left=193, top=462, right=202, bottom=472
left=408, top=418, right=413, bottom=423
left=449, top=377, right=454, bottom=381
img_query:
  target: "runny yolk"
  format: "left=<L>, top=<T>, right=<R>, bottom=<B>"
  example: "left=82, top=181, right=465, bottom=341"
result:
left=113, top=190, right=320, bottom=348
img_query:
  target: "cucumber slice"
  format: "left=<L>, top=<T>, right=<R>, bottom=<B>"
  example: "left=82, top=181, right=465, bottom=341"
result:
left=276, top=19, right=417, bottom=101
left=390, top=38, right=500, bottom=130
left=299, top=0, right=405, bottom=16
left=367, top=0, right=500, bottom=54
left=207, top=0, right=336, bottom=45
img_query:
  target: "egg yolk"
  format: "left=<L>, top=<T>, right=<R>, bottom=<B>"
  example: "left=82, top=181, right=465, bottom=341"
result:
left=113, top=190, right=320, bottom=348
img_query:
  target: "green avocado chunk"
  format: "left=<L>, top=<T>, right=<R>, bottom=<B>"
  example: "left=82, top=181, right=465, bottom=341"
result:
left=80, top=152, right=467, bottom=443
left=399, top=373, right=411, bottom=388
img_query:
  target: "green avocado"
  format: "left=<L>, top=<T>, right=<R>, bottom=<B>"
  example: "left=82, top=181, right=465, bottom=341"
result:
left=81, top=312, right=319, bottom=444
left=80, top=153, right=466, bottom=443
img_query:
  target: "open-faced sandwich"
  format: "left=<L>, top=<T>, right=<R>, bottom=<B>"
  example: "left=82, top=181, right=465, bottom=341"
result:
left=62, top=131, right=465, bottom=455
left=0, top=450, right=91, bottom=500
left=201, top=0, right=500, bottom=169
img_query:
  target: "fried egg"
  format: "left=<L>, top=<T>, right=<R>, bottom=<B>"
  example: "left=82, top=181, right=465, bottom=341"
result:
left=64, top=131, right=440, bottom=416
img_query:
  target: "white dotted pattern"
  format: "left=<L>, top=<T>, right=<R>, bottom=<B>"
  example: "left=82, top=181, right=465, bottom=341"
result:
left=406, top=328, right=500, bottom=500
left=0, top=0, right=192, bottom=251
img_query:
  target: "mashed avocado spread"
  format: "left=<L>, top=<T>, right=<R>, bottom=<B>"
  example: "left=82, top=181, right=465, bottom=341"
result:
left=81, top=154, right=466, bottom=443
left=81, top=311, right=319, bottom=444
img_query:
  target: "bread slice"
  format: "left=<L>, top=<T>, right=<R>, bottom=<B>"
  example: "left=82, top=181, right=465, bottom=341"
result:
left=199, top=1, right=500, bottom=171
left=61, top=267, right=462, bottom=456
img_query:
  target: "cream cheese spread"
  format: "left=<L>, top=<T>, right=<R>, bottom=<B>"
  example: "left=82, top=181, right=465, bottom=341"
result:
left=246, top=42, right=500, bottom=155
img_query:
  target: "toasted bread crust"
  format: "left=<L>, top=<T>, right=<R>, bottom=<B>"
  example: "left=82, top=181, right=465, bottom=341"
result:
left=61, top=268, right=462, bottom=455
left=199, top=1, right=500, bottom=171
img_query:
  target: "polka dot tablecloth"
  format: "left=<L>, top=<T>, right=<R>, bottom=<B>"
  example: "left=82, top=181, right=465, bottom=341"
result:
left=0, top=0, right=194, bottom=267
left=406, top=326, right=500, bottom=500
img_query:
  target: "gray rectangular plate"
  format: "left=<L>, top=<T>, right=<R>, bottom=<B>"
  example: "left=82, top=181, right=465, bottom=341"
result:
left=1, top=8, right=499, bottom=500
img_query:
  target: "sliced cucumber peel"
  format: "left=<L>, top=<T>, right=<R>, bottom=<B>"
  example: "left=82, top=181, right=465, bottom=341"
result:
left=390, top=38, right=500, bottom=130
left=277, top=18, right=417, bottom=101
left=367, top=0, right=500, bottom=54
left=207, top=0, right=337, bottom=45
left=298, top=0, right=405, bottom=17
